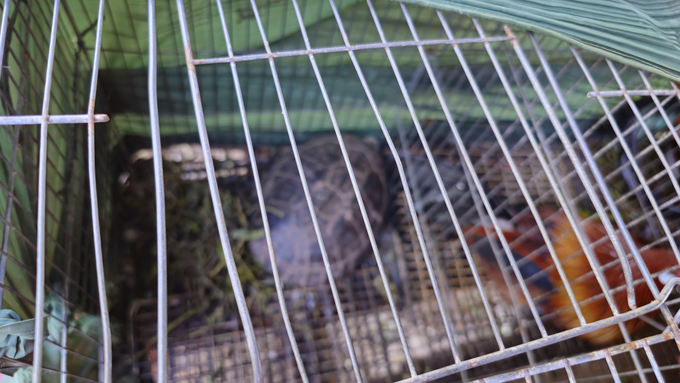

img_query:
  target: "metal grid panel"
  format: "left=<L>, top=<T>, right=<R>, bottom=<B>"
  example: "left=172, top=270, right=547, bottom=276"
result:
left=152, top=0, right=680, bottom=381
left=1, top=0, right=680, bottom=382
left=0, top=0, right=113, bottom=382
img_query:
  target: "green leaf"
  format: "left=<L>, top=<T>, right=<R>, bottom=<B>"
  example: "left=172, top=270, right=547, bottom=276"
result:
left=0, top=317, right=37, bottom=339
left=46, top=316, right=62, bottom=344
left=230, top=229, right=265, bottom=241
left=11, top=367, right=32, bottom=383
left=0, top=309, right=46, bottom=359
left=74, top=314, right=102, bottom=339
left=44, top=295, right=64, bottom=343
left=11, top=367, right=55, bottom=383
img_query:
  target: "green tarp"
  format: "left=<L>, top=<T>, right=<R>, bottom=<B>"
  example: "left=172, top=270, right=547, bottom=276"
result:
left=66, top=0, right=673, bottom=139
left=397, top=0, right=680, bottom=83
left=65, top=0, right=679, bottom=139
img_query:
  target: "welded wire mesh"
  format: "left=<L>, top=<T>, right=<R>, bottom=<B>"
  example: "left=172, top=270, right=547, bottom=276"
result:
left=0, top=0, right=113, bottom=382
left=1, top=0, right=680, bottom=383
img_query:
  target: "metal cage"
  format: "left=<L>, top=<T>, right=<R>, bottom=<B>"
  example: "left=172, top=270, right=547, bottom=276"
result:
left=0, top=0, right=679, bottom=382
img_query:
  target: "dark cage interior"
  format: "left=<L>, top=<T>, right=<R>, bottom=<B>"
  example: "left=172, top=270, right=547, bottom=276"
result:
left=0, top=0, right=680, bottom=382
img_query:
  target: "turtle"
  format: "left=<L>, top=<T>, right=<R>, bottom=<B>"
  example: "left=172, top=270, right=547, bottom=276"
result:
left=248, top=135, right=387, bottom=287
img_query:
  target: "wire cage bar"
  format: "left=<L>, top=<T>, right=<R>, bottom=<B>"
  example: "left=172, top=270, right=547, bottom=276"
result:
left=0, top=0, right=680, bottom=382
left=0, top=0, right=115, bottom=383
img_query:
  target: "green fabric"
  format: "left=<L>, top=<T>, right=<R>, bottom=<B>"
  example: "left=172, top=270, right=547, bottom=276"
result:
left=68, top=0, right=678, bottom=140
left=81, top=1, right=567, bottom=137
left=72, top=0, right=365, bottom=71
left=396, top=0, right=680, bottom=83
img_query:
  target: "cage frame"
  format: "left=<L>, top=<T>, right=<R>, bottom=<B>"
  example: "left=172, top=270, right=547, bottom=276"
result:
left=0, top=0, right=679, bottom=382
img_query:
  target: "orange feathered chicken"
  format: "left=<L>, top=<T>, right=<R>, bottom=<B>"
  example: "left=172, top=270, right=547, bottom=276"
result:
left=465, top=208, right=678, bottom=345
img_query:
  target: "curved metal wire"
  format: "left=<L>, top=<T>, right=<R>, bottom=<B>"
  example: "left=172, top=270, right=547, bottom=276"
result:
left=33, top=1, right=61, bottom=381
left=213, top=0, right=310, bottom=381
left=246, top=0, right=364, bottom=379
left=148, top=0, right=168, bottom=381
left=85, top=0, right=112, bottom=382
left=174, top=0, right=263, bottom=380
left=290, top=0, right=417, bottom=375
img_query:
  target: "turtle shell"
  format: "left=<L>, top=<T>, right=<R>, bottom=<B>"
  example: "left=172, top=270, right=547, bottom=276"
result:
left=249, top=135, right=386, bottom=287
